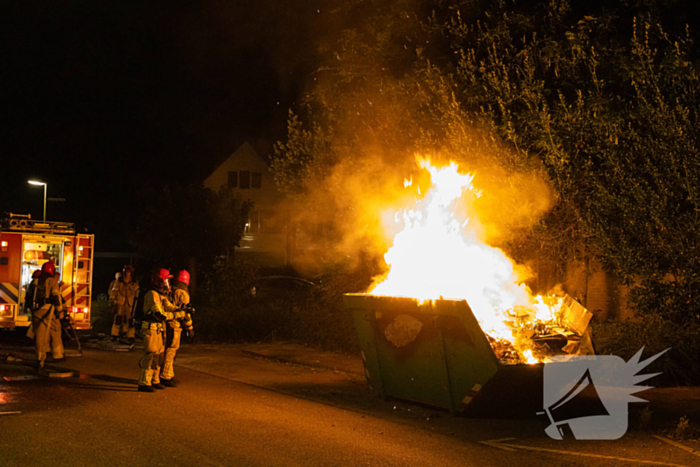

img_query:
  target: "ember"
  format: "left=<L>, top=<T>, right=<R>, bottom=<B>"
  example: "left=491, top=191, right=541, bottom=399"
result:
left=369, top=158, right=592, bottom=364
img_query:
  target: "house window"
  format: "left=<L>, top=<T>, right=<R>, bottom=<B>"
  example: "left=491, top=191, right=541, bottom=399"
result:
left=240, top=171, right=251, bottom=189
left=252, top=172, right=262, bottom=189
left=228, top=171, right=238, bottom=188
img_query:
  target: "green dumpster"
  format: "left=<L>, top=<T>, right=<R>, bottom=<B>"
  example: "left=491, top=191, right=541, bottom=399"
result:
left=344, top=293, right=544, bottom=416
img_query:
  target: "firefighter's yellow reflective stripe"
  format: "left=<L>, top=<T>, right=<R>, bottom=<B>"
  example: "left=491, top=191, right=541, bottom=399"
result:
left=0, top=283, right=19, bottom=304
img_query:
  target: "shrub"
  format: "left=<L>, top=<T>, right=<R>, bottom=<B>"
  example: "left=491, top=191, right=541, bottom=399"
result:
left=195, top=256, right=270, bottom=343
left=277, top=259, right=375, bottom=353
left=195, top=255, right=375, bottom=353
left=593, top=314, right=700, bottom=386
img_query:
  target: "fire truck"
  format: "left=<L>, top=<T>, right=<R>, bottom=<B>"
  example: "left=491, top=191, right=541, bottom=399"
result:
left=0, top=214, right=94, bottom=330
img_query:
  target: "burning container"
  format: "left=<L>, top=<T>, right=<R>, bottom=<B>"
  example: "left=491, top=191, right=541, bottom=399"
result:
left=344, top=293, right=590, bottom=416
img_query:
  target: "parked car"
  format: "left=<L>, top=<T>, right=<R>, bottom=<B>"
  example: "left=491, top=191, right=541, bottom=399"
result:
left=247, top=276, right=316, bottom=302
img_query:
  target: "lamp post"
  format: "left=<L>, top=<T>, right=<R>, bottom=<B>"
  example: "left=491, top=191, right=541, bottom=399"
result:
left=28, top=180, right=47, bottom=221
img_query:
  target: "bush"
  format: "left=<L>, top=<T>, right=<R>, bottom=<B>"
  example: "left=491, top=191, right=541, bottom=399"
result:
left=195, top=256, right=272, bottom=343
left=195, top=255, right=375, bottom=353
left=276, top=260, right=376, bottom=353
left=593, top=315, right=700, bottom=386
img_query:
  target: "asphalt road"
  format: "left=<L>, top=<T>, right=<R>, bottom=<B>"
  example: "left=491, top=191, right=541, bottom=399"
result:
left=1, top=336, right=699, bottom=467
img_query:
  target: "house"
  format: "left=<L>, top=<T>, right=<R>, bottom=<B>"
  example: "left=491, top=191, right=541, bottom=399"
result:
left=204, top=143, right=289, bottom=267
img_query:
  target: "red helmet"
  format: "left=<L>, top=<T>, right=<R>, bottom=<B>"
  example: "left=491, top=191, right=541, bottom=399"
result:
left=123, top=264, right=135, bottom=275
left=177, top=270, right=190, bottom=285
left=32, top=270, right=41, bottom=279
left=151, top=268, right=172, bottom=288
left=41, top=261, right=56, bottom=275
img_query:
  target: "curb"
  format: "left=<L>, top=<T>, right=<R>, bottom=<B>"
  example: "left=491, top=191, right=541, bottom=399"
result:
left=240, top=349, right=359, bottom=375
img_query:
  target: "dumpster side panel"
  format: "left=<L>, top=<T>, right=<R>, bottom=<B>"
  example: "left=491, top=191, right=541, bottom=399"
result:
left=435, top=301, right=500, bottom=412
left=372, top=310, right=454, bottom=409
left=344, top=294, right=501, bottom=412
left=345, top=295, right=453, bottom=408
left=347, top=304, right=385, bottom=397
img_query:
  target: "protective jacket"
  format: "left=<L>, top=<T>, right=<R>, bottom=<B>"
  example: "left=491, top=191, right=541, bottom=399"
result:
left=143, top=288, right=184, bottom=323
left=39, top=272, right=64, bottom=312
left=171, top=281, right=189, bottom=307
left=116, top=277, right=138, bottom=310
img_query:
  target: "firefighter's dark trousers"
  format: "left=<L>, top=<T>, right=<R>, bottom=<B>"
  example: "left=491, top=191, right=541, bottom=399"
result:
left=33, top=305, right=63, bottom=367
left=139, top=322, right=164, bottom=387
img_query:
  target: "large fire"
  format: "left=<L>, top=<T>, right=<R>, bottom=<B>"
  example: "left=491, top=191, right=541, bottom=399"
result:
left=369, top=158, right=587, bottom=364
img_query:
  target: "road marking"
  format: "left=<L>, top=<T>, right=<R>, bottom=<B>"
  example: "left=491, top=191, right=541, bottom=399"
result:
left=0, top=411, right=22, bottom=415
left=478, top=438, right=517, bottom=452
left=653, top=435, right=700, bottom=458
left=480, top=438, right=690, bottom=466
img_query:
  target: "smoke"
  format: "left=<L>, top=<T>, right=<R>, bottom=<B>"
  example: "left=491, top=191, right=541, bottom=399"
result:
left=285, top=133, right=555, bottom=277
left=277, top=1, right=556, bottom=276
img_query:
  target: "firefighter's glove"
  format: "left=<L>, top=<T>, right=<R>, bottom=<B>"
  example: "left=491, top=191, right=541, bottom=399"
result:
left=184, top=303, right=196, bottom=315
left=185, top=329, right=194, bottom=339
left=181, top=313, right=193, bottom=326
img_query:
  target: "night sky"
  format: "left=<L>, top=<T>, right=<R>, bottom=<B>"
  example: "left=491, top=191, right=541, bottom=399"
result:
left=2, top=1, right=331, bottom=249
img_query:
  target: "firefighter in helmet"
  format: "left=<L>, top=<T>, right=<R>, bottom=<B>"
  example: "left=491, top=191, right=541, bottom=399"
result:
left=138, top=268, right=186, bottom=393
left=111, top=265, right=138, bottom=344
left=32, top=261, right=64, bottom=367
left=161, top=269, right=194, bottom=387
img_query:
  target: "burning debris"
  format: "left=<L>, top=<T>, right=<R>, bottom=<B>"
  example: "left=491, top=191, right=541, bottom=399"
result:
left=367, top=158, right=594, bottom=365
left=488, top=294, right=594, bottom=365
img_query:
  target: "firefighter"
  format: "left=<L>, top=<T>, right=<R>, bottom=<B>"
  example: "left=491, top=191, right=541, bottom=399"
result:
left=31, top=261, right=64, bottom=368
left=138, top=268, right=186, bottom=393
left=161, top=269, right=193, bottom=387
left=111, top=265, right=138, bottom=344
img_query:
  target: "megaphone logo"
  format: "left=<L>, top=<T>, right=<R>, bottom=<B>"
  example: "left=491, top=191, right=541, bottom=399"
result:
left=541, top=348, right=669, bottom=440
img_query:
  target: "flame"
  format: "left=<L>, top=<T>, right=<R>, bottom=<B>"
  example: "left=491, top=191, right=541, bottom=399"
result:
left=523, top=349, right=538, bottom=364
left=369, top=158, right=554, bottom=362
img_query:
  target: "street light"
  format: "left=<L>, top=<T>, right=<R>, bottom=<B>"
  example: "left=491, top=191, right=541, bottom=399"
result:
left=28, top=180, right=47, bottom=221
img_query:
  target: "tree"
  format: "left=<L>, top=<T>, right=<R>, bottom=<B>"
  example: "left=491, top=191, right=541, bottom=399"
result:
left=273, top=0, right=700, bottom=321
left=131, top=183, right=252, bottom=280
left=446, top=0, right=700, bottom=320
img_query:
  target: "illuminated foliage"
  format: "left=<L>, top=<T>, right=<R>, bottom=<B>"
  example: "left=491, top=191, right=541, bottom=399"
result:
left=447, top=0, right=700, bottom=321
left=274, top=0, right=700, bottom=322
